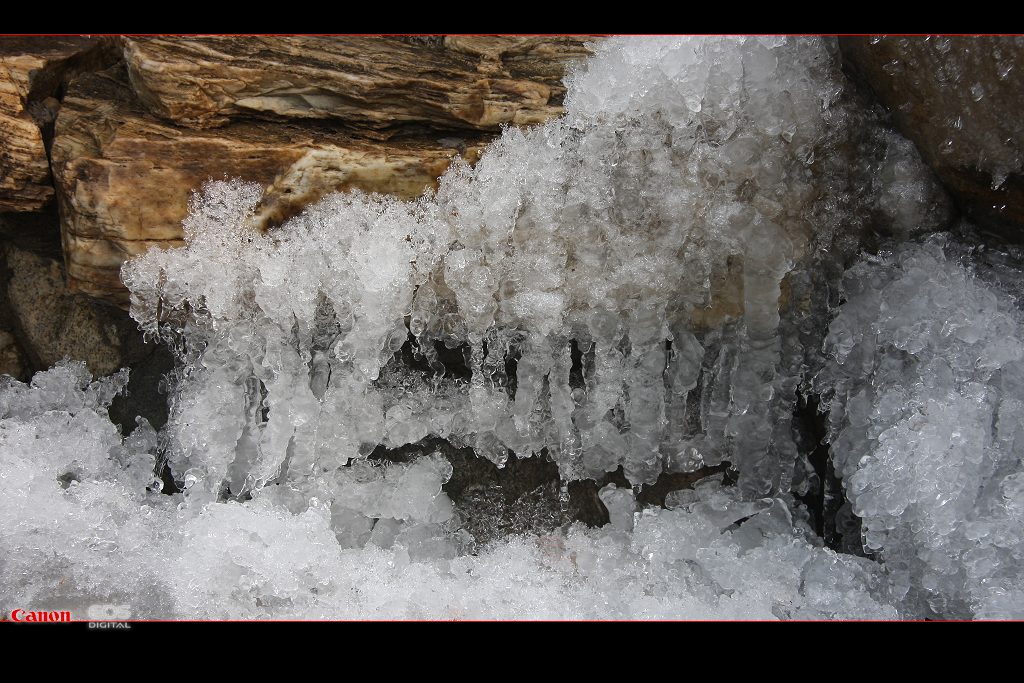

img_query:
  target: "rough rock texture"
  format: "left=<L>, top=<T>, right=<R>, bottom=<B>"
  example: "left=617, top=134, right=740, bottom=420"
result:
left=0, top=54, right=51, bottom=212
left=0, top=330, right=27, bottom=378
left=0, top=37, right=117, bottom=212
left=2, top=242, right=127, bottom=376
left=374, top=439, right=732, bottom=545
left=840, top=36, right=1024, bottom=234
left=122, top=36, right=594, bottom=134
left=0, top=235, right=172, bottom=430
left=51, top=66, right=491, bottom=307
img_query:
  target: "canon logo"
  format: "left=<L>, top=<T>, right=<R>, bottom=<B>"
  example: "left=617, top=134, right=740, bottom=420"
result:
left=10, top=609, right=72, bottom=622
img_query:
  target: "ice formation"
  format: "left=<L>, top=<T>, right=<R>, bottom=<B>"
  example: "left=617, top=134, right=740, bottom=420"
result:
left=0, top=362, right=896, bottom=618
left=815, top=235, right=1024, bottom=619
left=2, top=36, right=1012, bottom=620
left=122, top=37, right=935, bottom=503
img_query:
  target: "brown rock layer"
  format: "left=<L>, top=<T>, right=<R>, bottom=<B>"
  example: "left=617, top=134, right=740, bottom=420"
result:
left=840, top=36, right=1024, bottom=234
left=52, top=66, right=490, bottom=307
left=122, top=36, right=593, bottom=135
left=0, top=52, right=51, bottom=211
left=0, top=38, right=117, bottom=212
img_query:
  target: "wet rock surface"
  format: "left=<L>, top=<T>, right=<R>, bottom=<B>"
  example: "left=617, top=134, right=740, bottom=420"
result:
left=840, top=36, right=1024, bottom=236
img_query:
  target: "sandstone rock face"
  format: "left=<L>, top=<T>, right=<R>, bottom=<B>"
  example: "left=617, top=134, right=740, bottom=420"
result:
left=840, top=36, right=1024, bottom=233
left=122, top=36, right=593, bottom=134
left=0, top=53, right=51, bottom=212
left=0, top=38, right=116, bottom=212
left=51, top=37, right=592, bottom=308
left=51, top=67, right=490, bottom=307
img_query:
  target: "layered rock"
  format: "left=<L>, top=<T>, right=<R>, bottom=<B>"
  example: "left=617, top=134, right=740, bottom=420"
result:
left=0, top=53, right=51, bottom=212
left=840, top=36, right=1024, bottom=233
left=121, top=36, right=593, bottom=134
left=51, top=66, right=492, bottom=307
left=51, top=37, right=595, bottom=308
left=0, top=37, right=116, bottom=212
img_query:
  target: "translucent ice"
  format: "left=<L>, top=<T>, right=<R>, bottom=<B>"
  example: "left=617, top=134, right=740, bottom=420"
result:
left=0, top=365, right=894, bottom=618
left=0, top=36, right=967, bottom=619
left=815, top=235, right=1024, bottom=618
left=122, top=37, right=939, bottom=504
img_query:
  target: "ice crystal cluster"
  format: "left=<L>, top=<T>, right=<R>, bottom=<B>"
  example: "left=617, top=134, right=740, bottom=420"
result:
left=814, top=236, right=1024, bottom=619
left=0, top=36, right=1014, bottom=619
left=122, top=36, right=928, bottom=502
left=0, top=364, right=895, bottom=618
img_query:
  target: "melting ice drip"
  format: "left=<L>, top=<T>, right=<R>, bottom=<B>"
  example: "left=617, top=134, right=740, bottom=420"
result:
left=3, top=36, right=998, bottom=620
left=122, top=37, right=937, bottom=504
